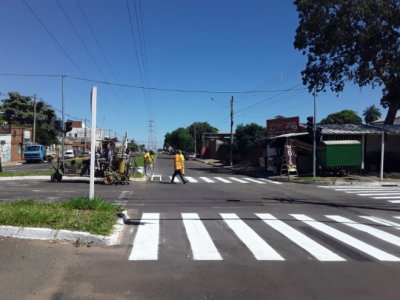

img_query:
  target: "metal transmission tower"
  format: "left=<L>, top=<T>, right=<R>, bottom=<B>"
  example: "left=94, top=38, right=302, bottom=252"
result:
left=146, top=120, right=156, bottom=151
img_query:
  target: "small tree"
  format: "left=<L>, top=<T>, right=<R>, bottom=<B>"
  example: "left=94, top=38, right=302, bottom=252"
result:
left=363, top=104, right=382, bottom=124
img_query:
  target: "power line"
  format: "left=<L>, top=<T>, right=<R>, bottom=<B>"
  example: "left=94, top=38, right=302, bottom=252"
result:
left=0, top=73, right=307, bottom=94
left=56, top=0, right=135, bottom=115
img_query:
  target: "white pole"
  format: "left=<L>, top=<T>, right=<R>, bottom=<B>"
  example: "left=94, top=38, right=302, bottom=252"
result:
left=89, top=86, right=97, bottom=199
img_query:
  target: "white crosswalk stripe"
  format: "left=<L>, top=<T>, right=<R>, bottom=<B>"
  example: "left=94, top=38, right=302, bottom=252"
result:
left=256, top=213, right=345, bottom=261
left=214, top=177, right=232, bottom=183
left=169, top=176, right=180, bottom=183
left=129, top=213, right=160, bottom=261
left=291, top=214, right=400, bottom=262
left=156, top=175, right=281, bottom=184
left=359, top=216, right=400, bottom=230
left=220, top=213, right=284, bottom=260
left=185, top=176, right=198, bottom=183
left=228, top=177, right=249, bottom=183
left=326, top=215, right=400, bottom=247
left=242, top=178, right=266, bottom=184
left=257, top=178, right=283, bottom=185
left=128, top=213, right=400, bottom=262
left=182, top=213, right=222, bottom=260
left=319, top=185, right=400, bottom=203
left=199, top=176, right=215, bottom=183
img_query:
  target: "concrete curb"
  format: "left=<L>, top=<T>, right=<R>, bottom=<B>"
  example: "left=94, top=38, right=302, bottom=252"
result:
left=0, top=210, right=127, bottom=246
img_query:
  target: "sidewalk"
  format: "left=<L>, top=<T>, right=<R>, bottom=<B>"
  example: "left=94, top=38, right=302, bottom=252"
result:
left=195, top=158, right=400, bottom=186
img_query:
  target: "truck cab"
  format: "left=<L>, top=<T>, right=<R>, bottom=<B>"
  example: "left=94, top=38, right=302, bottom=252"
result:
left=24, top=143, right=47, bottom=163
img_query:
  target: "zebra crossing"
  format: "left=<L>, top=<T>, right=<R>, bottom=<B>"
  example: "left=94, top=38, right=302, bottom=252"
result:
left=128, top=212, right=400, bottom=262
left=319, top=185, right=400, bottom=203
left=150, top=175, right=282, bottom=185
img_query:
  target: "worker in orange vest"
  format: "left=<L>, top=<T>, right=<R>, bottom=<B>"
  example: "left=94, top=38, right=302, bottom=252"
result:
left=171, top=150, right=188, bottom=184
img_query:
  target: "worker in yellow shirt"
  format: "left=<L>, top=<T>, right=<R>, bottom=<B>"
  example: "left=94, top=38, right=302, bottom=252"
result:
left=171, top=150, right=188, bottom=184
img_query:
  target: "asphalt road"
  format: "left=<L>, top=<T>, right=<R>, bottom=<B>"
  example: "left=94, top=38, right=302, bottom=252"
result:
left=1, top=154, right=400, bottom=299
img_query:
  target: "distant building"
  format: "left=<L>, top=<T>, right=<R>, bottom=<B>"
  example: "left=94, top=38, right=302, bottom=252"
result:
left=0, top=124, right=32, bottom=163
left=64, top=120, right=105, bottom=153
left=371, top=112, right=400, bottom=125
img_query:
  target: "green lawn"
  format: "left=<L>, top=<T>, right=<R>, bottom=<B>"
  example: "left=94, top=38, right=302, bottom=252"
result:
left=0, top=170, right=52, bottom=177
left=0, top=197, right=122, bottom=236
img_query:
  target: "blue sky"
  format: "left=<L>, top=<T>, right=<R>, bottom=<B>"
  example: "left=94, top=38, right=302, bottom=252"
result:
left=0, top=0, right=383, bottom=147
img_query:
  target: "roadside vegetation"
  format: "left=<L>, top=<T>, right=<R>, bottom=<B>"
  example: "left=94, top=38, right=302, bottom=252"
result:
left=0, top=170, right=52, bottom=177
left=0, top=197, right=122, bottom=235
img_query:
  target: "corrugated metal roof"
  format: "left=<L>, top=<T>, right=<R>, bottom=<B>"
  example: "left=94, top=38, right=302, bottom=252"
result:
left=319, top=124, right=381, bottom=134
left=368, top=124, right=400, bottom=134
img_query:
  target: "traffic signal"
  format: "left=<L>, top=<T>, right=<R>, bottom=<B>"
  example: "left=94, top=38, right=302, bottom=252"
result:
left=54, top=119, right=62, bottom=131
left=306, top=116, right=314, bottom=134
left=315, top=127, right=322, bottom=140
left=65, top=121, right=73, bottom=133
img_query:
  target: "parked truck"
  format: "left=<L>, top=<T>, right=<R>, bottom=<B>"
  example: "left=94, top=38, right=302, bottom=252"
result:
left=23, top=143, right=47, bottom=163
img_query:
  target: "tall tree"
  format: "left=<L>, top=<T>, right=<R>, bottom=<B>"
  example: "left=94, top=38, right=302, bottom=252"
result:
left=235, top=123, right=265, bottom=155
left=294, top=0, right=400, bottom=124
left=0, top=92, right=59, bottom=145
left=319, top=110, right=362, bottom=125
left=363, top=104, right=382, bottom=124
left=187, top=122, right=218, bottom=154
left=164, top=128, right=194, bottom=152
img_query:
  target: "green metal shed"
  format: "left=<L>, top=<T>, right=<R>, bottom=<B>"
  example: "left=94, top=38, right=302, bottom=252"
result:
left=318, top=140, right=362, bottom=169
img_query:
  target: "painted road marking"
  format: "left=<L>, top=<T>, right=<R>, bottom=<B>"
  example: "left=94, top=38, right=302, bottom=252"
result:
left=326, top=215, right=400, bottom=247
left=228, top=177, right=249, bottom=183
left=291, top=214, right=400, bottom=262
left=360, top=216, right=400, bottom=230
left=185, top=176, right=198, bottom=183
left=199, top=177, right=215, bottom=183
left=182, top=213, right=222, bottom=260
left=220, top=213, right=284, bottom=261
left=214, top=177, right=232, bottom=183
left=256, top=213, right=345, bottom=261
left=257, top=178, right=283, bottom=185
left=129, top=213, right=160, bottom=261
left=243, top=178, right=266, bottom=184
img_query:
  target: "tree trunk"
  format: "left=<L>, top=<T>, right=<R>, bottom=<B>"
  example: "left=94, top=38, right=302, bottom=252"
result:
left=384, top=102, right=399, bottom=125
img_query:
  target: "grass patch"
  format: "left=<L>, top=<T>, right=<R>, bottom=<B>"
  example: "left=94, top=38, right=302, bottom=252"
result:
left=294, top=176, right=324, bottom=182
left=0, top=170, right=52, bottom=177
left=0, top=197, right=122, bottom=235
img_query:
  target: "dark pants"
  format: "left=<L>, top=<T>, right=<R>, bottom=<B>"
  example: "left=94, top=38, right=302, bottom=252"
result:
left=171, top=169, right=188, bottom=183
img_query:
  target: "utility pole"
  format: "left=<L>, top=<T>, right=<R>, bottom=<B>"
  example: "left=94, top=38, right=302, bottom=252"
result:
left=313, top=88, right=317, bottom=178
left=61, top=75, right=65, bottom=163
left=194, top=123, right=197, bottom=156
left=84, top=118, right=87, bottom=151
left=230, top=96, right=234, bottom=167
left=33, top=94, right=37, bottom=144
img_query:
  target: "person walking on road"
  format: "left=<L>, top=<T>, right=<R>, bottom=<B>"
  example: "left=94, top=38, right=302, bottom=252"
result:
left=171, top=150, right=188, bottom=184
left=143, top=149, right=153, bottom=177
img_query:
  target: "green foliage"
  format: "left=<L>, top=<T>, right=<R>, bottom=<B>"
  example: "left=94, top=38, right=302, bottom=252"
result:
left=319, top=110, right=362, bottom=125
left=127, top=139, right=139, bottom=152
left=294, top=0, right=400, bottom=124
left=363, top=104, right=382, bottom=124
left=235, top=123, right=265, bottom=155
left=0, top=197, right=122, bottom=235
left=164, top=127, right=194, bottom=152
left=187, top=122, right=218, bottom=153
left=0, top=92, right=60, bottom=145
